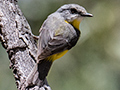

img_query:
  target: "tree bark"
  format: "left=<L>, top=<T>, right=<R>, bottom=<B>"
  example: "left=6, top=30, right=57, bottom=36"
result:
left=0, top=0, right=51, bottom=90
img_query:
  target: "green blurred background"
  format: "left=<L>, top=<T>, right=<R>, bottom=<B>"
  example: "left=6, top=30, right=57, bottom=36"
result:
left=0, top=0, right=120, bottom=90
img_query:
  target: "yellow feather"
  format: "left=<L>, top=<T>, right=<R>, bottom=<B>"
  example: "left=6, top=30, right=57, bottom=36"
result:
left=47, top=20, right=81, bottom=62
left=47, top=50, right=68, bottom=62
left=70, top=19, right=80, bottom=30
left=65, top=20, right=81, bottom=30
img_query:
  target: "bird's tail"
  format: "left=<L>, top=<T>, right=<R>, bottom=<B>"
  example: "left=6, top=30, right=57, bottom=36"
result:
left=20, top=59, right=53, bottom=89
left=38, top=59, right=53, bottom=80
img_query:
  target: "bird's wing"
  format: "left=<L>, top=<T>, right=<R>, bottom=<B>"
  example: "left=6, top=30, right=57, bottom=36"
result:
left=37, top=14, right=77, bottom=60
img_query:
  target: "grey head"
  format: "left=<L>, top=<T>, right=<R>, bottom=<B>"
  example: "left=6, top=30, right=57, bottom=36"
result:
left=56, top=4, right=93, bottom=22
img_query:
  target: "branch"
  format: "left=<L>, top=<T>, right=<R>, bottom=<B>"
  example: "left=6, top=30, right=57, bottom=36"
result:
left=0, top=0, right=51, bottom=90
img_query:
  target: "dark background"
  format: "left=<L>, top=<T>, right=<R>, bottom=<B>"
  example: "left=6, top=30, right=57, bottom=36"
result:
left=0, top=0, right=120, bottom=90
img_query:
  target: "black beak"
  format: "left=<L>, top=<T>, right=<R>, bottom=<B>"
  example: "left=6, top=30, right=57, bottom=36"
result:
left=81, top=13, right=93, bottom=17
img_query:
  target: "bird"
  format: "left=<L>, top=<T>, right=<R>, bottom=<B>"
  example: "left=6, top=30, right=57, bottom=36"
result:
left=21, top=4, right=93, bottom=89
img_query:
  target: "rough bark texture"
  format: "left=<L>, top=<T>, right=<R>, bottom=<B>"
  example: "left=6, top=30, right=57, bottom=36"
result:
left=0, top=0, right=51, bottom=90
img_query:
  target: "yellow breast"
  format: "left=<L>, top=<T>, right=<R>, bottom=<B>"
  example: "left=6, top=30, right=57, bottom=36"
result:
left=65, top=19, right=81, bottom=30
left=70, top=19, right=80, bottom=30
left=46, top=50, right=68, bottom=62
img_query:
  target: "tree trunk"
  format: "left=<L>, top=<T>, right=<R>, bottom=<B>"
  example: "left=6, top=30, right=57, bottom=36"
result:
left=0, top=0, right=51, bottom=90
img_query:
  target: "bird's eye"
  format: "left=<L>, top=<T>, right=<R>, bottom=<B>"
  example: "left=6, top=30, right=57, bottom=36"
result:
left=70, top=8, right=78, bottom=14
left=78, top=11, right=82, bottom=14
